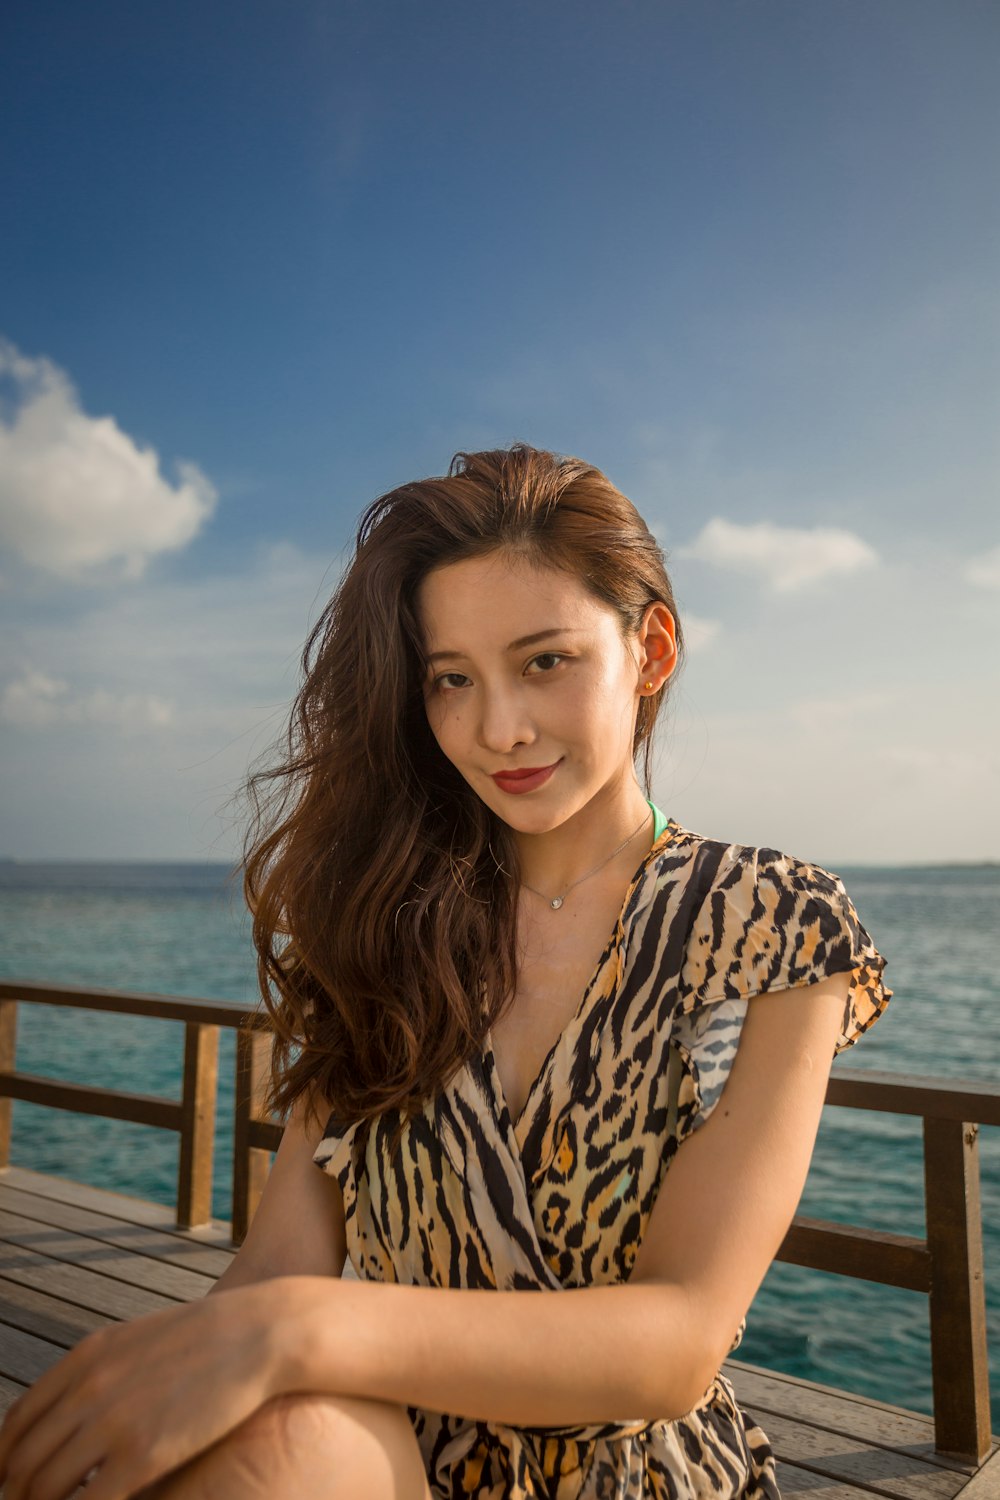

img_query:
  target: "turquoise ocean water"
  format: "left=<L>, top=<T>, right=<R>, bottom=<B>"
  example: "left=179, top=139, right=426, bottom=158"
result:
left=0, top=856, right=997, bottom=1429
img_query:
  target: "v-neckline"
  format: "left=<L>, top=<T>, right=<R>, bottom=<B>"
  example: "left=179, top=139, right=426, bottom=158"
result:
left=483, top=815, right=682, bottom=1140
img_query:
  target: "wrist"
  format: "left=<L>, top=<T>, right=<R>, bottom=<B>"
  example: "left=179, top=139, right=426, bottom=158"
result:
left=260, top=1274, right=347, bottom=1399
left=234, top=1276, right=319, bottom=1401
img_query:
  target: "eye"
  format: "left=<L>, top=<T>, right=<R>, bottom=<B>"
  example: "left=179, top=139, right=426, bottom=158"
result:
left=526, top=652, right=565, bottom=674
left=432, top=672, right=470, bottom=691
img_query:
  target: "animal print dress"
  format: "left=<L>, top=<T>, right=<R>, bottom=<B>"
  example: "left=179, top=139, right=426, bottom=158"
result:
left=313, top=808, right=893, bottom=1498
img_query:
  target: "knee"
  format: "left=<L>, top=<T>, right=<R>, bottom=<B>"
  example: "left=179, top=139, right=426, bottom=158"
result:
left=136, top=1392, right=423, bottom=1500
left=247, top=1393, right=428, bottom=1497
left=244, top=1390, right=414, bottom=1451
left=130, top=1397, right=337, bottom=1499
left=245, top=1390, right=346, bottom=1443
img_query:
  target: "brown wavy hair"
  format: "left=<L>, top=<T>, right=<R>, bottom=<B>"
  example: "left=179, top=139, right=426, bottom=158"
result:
left=239, top=443, right=685, bottom=1148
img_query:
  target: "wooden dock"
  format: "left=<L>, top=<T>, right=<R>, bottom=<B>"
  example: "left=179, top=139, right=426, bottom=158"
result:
left=1, top=1163, right=997, bottom=1500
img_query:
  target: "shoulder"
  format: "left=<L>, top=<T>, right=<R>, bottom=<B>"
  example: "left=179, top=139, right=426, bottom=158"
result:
left=633, top=820, right=892, bottom=1056
left=632, top=819, right=830, bottom=941
left=642, top=817, right=837, bottom=894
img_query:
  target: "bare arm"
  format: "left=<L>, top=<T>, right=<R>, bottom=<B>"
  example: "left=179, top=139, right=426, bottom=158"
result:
left=210, top=1083, right=347, bottom=1296
left=265, top=972, right=851, bottom=1425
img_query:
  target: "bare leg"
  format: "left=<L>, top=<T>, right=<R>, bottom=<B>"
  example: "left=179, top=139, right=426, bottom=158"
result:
left=131, top=1392, right=433, bottom=1500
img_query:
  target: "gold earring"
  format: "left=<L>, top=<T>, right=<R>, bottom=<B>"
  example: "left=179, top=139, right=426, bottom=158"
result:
left=644, top=681, right=653, bottom=690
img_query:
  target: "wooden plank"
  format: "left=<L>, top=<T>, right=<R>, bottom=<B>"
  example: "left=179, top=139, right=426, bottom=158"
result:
left=774, top=1465, right=881, bottom=1498
left=724, top=1363, right=992, bottom=1475
left=0, top=1373, right=29, bottom=1420
left=0, top=1322, right=67, bottom=1387
left=0, top=1239, right=180, bottom=1322
left=0, top=1166, right=236, bottom=1248
left=0, top=1180, right=234, bottom=1277
left=0, top=1272, right=114, bottom=1347
left=761, top=1411, right=969, bottom=1499
left=727, top=1358, right=941, bottom=1428
left=955, top=1447, right=1000, bottom=1497
left=0, top=1208, right=215, bottom=1301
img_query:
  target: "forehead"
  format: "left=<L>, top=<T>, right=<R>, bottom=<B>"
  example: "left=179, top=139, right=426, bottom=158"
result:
left=415, top=552, right=613, bottom=643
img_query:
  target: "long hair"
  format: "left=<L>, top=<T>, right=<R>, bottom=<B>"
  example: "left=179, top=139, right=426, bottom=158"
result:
left=240, top=444, right=685, bottom=1147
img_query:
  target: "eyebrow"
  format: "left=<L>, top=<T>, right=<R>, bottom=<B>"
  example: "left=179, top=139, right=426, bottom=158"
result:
left=425, top=628, right=582, bottom=666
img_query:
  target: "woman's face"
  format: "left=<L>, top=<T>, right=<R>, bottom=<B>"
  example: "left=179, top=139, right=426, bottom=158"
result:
left=416, top=550, right=674, bottom=834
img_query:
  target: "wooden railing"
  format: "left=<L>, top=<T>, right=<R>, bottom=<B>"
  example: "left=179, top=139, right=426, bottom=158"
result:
left=0, top=979, right=996, bottom=1465
left=0, top=980, right=278, bottom=1240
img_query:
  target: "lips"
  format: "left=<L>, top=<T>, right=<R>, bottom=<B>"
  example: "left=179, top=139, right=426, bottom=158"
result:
left=490, top=759, right=561, bottom=794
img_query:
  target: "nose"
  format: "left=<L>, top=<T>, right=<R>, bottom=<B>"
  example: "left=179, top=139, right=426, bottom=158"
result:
left=476, top=679, right=537, bottom=755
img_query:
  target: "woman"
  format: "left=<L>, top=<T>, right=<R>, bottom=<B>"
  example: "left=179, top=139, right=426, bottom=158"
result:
left=0, top=444, right=892, bottom=1499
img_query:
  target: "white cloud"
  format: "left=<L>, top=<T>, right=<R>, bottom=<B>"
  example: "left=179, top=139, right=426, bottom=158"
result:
left=0, top=539, right=336, bottom=856
left=963, top=544, right=1000, bottom=590
left=0, top=539, right=333, bottom=741
left=0, top=338, right=217, bottom=582
left=0, top=668, right=173, bottom=730
left=674, top=517, right=879, bottom=593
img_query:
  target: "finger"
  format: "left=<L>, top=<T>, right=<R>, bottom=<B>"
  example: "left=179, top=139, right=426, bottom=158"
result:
left=4, top=1424, right=106, bottom=1500
left=0, top=1362, right=77, bottom=1480
left=70, top=1454, right=160, bottom=1500
left=0, top=1389, right=31, bottom=1468
left=0, top=1366, right=105, bottom=1500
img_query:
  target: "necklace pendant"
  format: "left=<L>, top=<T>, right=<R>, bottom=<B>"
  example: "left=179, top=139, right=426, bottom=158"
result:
left=550, top=896, right=564, bottom=910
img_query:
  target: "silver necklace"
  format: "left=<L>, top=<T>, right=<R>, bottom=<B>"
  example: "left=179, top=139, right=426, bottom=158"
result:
left=520, top=809, right=652, bottom=911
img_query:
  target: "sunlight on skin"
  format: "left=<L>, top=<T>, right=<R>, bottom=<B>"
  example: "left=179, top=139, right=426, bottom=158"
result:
left=416, top=549, right=677, bottom=896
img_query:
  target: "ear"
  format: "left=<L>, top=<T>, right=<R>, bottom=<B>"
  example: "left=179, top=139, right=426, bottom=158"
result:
left=637, top=602, right=678, bottom=687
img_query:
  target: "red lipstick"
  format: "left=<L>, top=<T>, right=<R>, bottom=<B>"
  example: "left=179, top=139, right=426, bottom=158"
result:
left=490, top=760, right=561, bottom=795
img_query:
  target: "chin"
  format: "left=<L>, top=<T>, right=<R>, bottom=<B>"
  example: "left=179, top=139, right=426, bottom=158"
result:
left=487, top=802, right=545, bottom=827
left=495, top=800, right=579, bottom=833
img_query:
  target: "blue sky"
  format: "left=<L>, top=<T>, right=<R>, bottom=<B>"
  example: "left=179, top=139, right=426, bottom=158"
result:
left=1, top=0, right=997, bottom=862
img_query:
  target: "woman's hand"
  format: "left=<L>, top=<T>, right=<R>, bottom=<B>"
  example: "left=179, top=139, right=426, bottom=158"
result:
left=0, top=1281, right=294, bottom=1500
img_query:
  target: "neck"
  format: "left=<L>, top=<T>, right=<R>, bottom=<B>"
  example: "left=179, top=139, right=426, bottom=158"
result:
left=514, top=780, right=654, bottom=898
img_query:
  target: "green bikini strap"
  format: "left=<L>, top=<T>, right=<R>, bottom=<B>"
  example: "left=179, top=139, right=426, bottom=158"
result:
left=646, top=799, right=669, bottom=842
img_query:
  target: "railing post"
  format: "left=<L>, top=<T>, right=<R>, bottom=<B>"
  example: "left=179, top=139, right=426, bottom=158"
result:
left=0, top=997, right=17, bottom=1167
left=177, top=1022, right=219, bottom=1228
left=923, top=1115, right=991, bottom=1464
left=232, top=1026, right=272, bottom=1246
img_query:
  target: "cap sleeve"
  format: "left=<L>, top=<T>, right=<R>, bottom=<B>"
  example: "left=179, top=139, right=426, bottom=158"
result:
left=674, top=842, right=893, bottom=1057
left=312, top=1108, right=358, bottom=1187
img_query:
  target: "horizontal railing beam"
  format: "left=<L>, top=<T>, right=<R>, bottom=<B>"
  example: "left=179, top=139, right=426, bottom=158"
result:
left=248, top=1118, right=284, bottom=1154
left=828, top=1068, right=1000, bottom=1126
left=0, top=1071, right=184, bottom=1130
left=0, top=979, right=264, bottom=1031
left=3, top=983, right=999, bottom=1124
left=777, top=1215, right=930, bottom=1291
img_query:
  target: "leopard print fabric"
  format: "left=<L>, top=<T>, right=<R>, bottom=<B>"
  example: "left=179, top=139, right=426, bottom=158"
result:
left=313, top=814, right=892, bottom=1497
